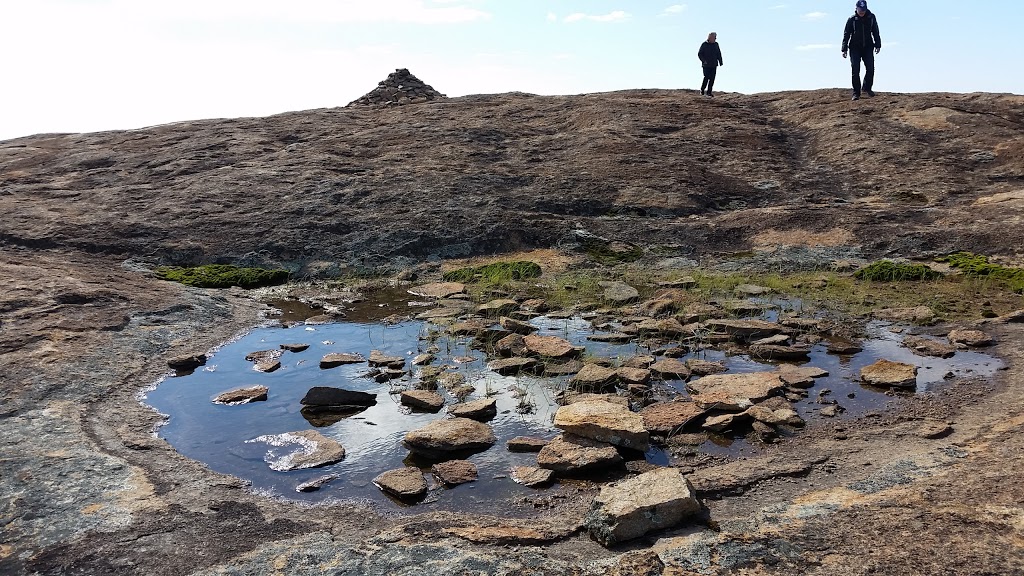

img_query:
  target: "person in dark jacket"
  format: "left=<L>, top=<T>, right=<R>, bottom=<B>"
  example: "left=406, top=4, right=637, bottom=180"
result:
left=698, top=32, right=723, bottom=97
left=842, top=0, right=881, bottom=100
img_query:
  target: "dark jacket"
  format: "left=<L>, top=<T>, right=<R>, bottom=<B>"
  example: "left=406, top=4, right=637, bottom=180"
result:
left=698, top=41, right=723, bottom=67
left=842, top=10, right=881, bottom=52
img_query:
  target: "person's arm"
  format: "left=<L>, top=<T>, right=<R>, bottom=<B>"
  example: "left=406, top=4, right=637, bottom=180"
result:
left=872, top=16, right=881, bottom=53
left=717, top=44, right=723, bottom=66
left=698, top=43, right=707, bottom=62
left=841, top=18, right=852, bottom=56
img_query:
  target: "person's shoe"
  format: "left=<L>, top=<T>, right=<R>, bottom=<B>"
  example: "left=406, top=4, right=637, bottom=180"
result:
left=707, top=92, right=714, bottom=98
left=851, top=93, right=860, bottom=101
left=700, top=89, right=705, bottom=96
left=865, top=89, right=876, bottom=97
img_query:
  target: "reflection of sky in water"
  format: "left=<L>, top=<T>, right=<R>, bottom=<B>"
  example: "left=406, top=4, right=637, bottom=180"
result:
left=144, top=308, right=1002, bottom=510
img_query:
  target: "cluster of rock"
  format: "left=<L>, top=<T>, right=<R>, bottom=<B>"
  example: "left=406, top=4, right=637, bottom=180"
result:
left=346, top=68, right=446, bottom=107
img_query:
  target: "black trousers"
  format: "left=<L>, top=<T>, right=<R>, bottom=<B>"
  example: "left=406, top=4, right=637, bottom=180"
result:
left=701, top=66, right=717, bottom=94
left=849, top=48, right=875, bottom=95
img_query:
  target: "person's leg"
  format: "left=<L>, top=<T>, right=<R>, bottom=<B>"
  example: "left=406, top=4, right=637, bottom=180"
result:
left=862, top=49, right=875, bottom=94
left=706, top=67, right=717, bottom=96
left=849, top=49, right=862, bottom=97
left=701, top=72, right=709, bottom=94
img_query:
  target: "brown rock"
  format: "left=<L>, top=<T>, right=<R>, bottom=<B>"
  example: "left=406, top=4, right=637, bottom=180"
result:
left=511, top=466, right=554, bottom=487
left=524, top=334, right=578, bottom=358
left=319, top=353, right=365, bottom=368
left=280, top=343, right=310, bottom=352
left=687, top=372, right=785, bottom=411
left=499, top=316, right=537, bottom=334
left=247, top=429, right=346, bottom=471
left=640, top=401, right=707, bottom=435
left=650, top=358, right=691, bottom=380
left=860, top=359, right=918, bottom=388
left=407, top=281, right=466, bottom=299
left=449, top=397, right=498, bottom=421
left=403, top=417, right=496, bottom=458
left=776, top=364, right=829, bottom=388
left=373, top=467, right=428, bottom=500
left=536, top=434, right=623, bottom=474
left=585, top=467, right=700, bottom=545
left=400, top=390, right=445, bottom=412
left=553, top=400, right=650, bottom=451
left=568, top=363, right=620, bottom=392
left=167, top=353, right=206, bottom=371
left=507, top=436, right=549, bottom=452
left=488, top=356, right=541, bottom=375
left=431, top=460, right=478, bottom=486
left=212, top=385, right=268, bottom=405
left=947, top=328, right=993, bottom=347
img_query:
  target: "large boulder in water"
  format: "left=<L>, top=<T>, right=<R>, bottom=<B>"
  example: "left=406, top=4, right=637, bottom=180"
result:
left=403, top=417, right=496, bottom=458
left=585, top=467, right=700, bottom=545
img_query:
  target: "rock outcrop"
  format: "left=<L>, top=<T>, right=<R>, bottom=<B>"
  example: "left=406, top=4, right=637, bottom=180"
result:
left=347, top=68, right=446, bottom=107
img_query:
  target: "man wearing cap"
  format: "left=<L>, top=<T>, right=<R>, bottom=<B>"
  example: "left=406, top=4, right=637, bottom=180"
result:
left=842, top=0, right=881, bottom=100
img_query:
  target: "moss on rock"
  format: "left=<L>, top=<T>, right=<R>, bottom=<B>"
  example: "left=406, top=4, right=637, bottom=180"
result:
left=155, top=264, right=289, bottom=289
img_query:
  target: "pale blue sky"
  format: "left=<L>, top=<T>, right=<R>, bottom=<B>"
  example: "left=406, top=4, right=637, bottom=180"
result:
left=1, top=0, right=1020, bottom=140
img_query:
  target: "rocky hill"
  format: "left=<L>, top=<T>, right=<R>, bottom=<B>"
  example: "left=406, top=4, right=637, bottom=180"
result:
left=2, top=88, right=1022, bottom=275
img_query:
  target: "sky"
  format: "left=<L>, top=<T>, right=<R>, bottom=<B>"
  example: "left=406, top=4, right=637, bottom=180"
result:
left=2, top=0, right=1022, bottom=141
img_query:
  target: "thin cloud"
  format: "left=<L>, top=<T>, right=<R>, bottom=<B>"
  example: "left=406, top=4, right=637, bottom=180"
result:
left=771, top=4, right=788, bottom=9
left=795, top=43, right=833, bottom=51
left=547, top=12, right=557, bottom=22
left=661, top=4, right=687, bottom=16
left=564, top=11, right=630, bottom=23
left=802, top=11, right=827, bottom=21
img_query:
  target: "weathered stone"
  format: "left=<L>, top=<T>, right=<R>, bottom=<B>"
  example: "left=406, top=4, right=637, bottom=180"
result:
left=633, top=317, right=687, bottom=337
left=860, top=359, right=918, bottom=388
left=407, top=281, right=465, bottom=299
left=819, top=405, right=843, bottom=418
left=499, top=315, right=536, bottom=334
left=295, top=474, right=339, bottom=492
left=585, top=467, right=700, bottom=545
left=702, top=412, right=748, bottom=432
left=488, top=356, right=541, bottom=376
left=495, top=333, right=529, bottom=357
left=676, top=302, right=723, bottom=323
left=826, top=338, right=863, bottom=354
left=751, top=334, right=791, bottom=346
left=638, top=298, right=679, bottom=317
left=167, top=353, right=206, bottom=371
left=400, top=390, right=445, bottom=412
left=659, top=277, right=697, bottom=289
left=449, top=318, right=491, bottom=336
left=621, top=355, right=656, bottom=369
left=687, top=372, right=785, bottom=411
left=640, top=401, right=706, bottom=435
left=279, top=343, right=310, bottom=352
left=744, top=405, right=803, bottom=427
left=300, top=386, right=377, bottom=408
left=511, top=466, right=555, bottom=487
left=650, top=358, right=690, bottom=380
left=431, top=460, right=478, bottom=486
left=476, top=299, right=519, bottom=318
left=689, top=455, right=828, bottom=494
left=686, top=359, right=727, bottom=376
left=348, top=68, right=446, bottom=107
left=536, top=434, right=623, bottom=474
left=543, top=359, right=585, bottom=376
left=734, top=283, right=771, bottom=296
left=568, top=364, right=620, bottom=392
left=244, top=349, right=282, bottom=362
left=319, top=352, right=365, bottom=368
left=523, top=334, right=578, bottom=358
left=751, top=420, right=778, bottom=442
left=253, top=359, right=281, bottom=373
left=599, top=281, right=640, bottom=305
left=749, top=343, right=811, bottom=361
left=247, top=429, right=346, bottom=471
left=616, top=367, right=651, bottom=385
left=507, top=436, right=549, bottom=452
left=916, top=419, right=953, bottom=439
left=874, top=306, right=935, bottom=323
left=449, top=397, right=497, bottom=421
left=564, top=392, right=630, bottom=407
left=411, top=353, right=435, bottom=365
left=553, top=400, right=649, bottom=451
left=403, top=417, right=496, bottom=458
left=901, top=335, right=956, bottom=358
left=587, top=332, right=633, bottom=343
left=212, top=385, right=268, bottom=405
left=368, top=349, right=405, bottom=368
left=947, top=328, right=993, bottom=347
left=373, top=467, right=428, bottom=500
left=776, top=364, right=829, bottom=388
left=705, top=319, right=782, bottom=340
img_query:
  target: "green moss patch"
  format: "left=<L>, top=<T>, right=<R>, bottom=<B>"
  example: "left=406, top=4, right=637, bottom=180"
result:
left=155, top=264, right=289, bottom=289
left=939, top=252, right=1024, bottom=293
left=442, top=261, right=542, bottom=283
left=853, top=260, right=943, bottom=282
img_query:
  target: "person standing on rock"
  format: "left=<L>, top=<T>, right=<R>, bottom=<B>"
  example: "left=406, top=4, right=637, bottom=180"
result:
left=842, top=0, right=881, bottom=101
left=698, top=32, right=723, bottom=97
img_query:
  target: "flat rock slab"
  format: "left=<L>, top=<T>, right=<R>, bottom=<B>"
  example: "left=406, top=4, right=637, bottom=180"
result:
left=213, top=385, right=268, bottom=405
left=902, top=335, right=956, bottom=358
left=744, top=405, right=803, bottom=426
left=432, top=460, right=478, bottom=486
left=488, top=356, right=541, bottom=375
left=511, top=466, right=554, bottom=487
left=373, top=467, right=428, bottom=500
left=499, top=316, right=536, bottom=334
left=301, top=386, right=378, bottom=408
left=705, top=319, right=782, bottom=340
left=587, top=332, right=633, bottom=343
left=295, top=474, right=339, bottom=493
left=569, top=364, right=619, bottom=391
left=688, top=455, right=828, bottom=494
left=524, top=334, right=578, bottom=358
left=686, top=359, right=727, bottom=376
left=826, top=338, right=864, bottom=354
left=279, top=343, right=310, bottom=352
left=415, top=307, right=465, bottom=320
left=368, top=349, right=405, bottom=368
left=874, top=306, right=935, bottom=323
left=632, top=318, right=686, bottom=337
left=408, top=282, right=466, bottom=299
left=507, top=436, right=549, bottom=452
left=400, top=390, right=445, bottom=412
left=948, top=328, right=993, bottom=347
left=247, top=429, right=346, bottom=471
left=536, top=434, right=623, bottom=474
left=640, top=401, right=707, bottom=435
left=477, top=299, right=519, bottom=317
left=748, top=344, right=811, bottom=361
left=495, top=333, right=528, bottom=357
left=687, top=372, right=785, bottom=411
left=650, top=358, right=690, bottom=380
left=599, top=281, right=640, bottom=305
left=585, top=467, right=700, bottom=546
left=449, top=397, right=497, bottom=421
left=543, top=359, right=585, bottom=376
left=319, top=353, right=366, bottom=368
left=776, top=364, right=829, bottom=388
left=861, top=359, right=918, bottom=388
left=167, top=353, right=206, bottom=371
left=254, top=359, right=281, bottom=373
left=553, top=400, right=650, bottom=451
left=404, top=417, right=496, bottom=458
left=616, top=367, right=651, bottom=385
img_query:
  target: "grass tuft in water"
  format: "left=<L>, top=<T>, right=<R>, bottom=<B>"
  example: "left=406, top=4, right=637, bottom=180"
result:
left=155, top=264, right=289, bottom=289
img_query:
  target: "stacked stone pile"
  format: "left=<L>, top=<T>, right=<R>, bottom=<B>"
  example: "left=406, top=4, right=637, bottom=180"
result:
left=347, top=68, right=446, bottom=107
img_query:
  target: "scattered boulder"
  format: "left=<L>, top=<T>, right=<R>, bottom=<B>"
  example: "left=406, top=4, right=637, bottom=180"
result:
left=776, top=364, right=829, bottom=387
left=860, top=359, right=918, bottom=389
left=638, top=298, right=678, bottom=317
left=536, top=434, right=623, bottom=474
left=300, top=386, right=377, bottom=410
left=640, top=401, right=706, bottom=435
left=702, top=412, right=749, bottom=432
left=244, top=349, right=282, bottom=363
left=368, top=350, right=405, bottom=368
left=704, top=319, right=782, bottom=341
left=488, top=356, right=541, bottom=376
left=524, top=334, right=579, bottom=359
left=373, top=467, right=428, bottom=500
left=511, top=466, right=554, bottom=487
left=407, top=281, right=466, bottom=299
left=688, top=455, right=827, bottom=494
left=295, top=474, right=339, bottom=493
left=587, top=332, right=634, bottom=343
left=212, top=385, right=268, bottom=405
left=687, top=372, right=785, bottom=411
left=507, top=436, right=549, bottom=452
left=568, top=364, right=620, bottom=392
left=585, top=467, right=700, bottom=546
left=167, top=353, right=206, bottom=371
left=751, top=334, right=791, bottom=346
left=599, top=281, right=640, bottom=305
left=450, top=318, right=491, bottom=336
left=947, top=328, right=993, bottom=347
left=495, top=333, right=529, bottom=357
left=819, top=405, right=844, bottom=418
left=432, top=460, right=478, bottom=486
left=404, top=417, right=496, bottom=458
left=319, top=352, right=365, bottom=368
left=616, top=367, right=651, bottom=386
left=748, top=343, right=812, bottom=361
left=280, top=343, right=310, bottom=353
left=916, top=419, right=954, bottom=439
left=650, top=358, right=691, bottom=380
left=411, top=353, right=435, bottom=365
left=247, top=429, right=345, bottom=471
left=253, top=359, right=281, bottom=373
left=622, top=355, right=656, bottom=369
left=499, top=316, right=536, bottom=334
left=400, top=390, right=445, bottom=412
left=826, top=338, right=863, bottom=354
left=686, top=359, right=727, bottom=376
left=543, top=359, right=585, bottom=376
left=902, top=335, right=956, bottom=358
left=449, top=397, right=498, bottom=421
left=874, top=306, right=935, bottom=323
left=632, top=317, right=687, bottom=337
left=553, top=400, right=649, bottom=451
left=477, top=299, right=520, bottom=318
left=744, top=405, right=803, bottom=427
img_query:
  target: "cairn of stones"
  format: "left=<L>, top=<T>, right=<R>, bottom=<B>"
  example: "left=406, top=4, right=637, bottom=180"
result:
left=347, top=68, right=446, bottom=107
